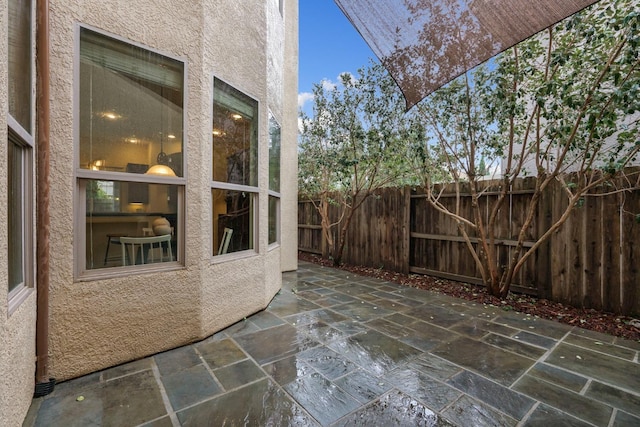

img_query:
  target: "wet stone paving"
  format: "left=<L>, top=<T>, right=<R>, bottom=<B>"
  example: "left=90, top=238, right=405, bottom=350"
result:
left=24, top=262, right=640, bottom=426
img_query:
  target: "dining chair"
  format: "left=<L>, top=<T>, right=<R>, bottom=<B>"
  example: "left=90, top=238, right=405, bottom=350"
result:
left=120, top=234, right=173, bottom=265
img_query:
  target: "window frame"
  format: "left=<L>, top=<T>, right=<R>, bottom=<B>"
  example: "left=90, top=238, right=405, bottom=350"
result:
left=211, top=78, right=260, bottom=261
left=7, top=122, right=35, bottom=314
left=268, top=112, right=281, bottom=248
left=7, top=0, right=35, bottom=314
left=73, top=24, right=187, bottom=280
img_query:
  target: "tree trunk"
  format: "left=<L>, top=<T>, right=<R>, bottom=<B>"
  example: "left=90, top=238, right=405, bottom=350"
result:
left=333, top=207, right=355, bottom=266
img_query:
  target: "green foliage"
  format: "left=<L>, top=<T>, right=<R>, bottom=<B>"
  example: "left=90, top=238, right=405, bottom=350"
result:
left=409, top=0, right=640, bottom=186
left=298, top=61, right=418, bottom=263
left=87, top=180, right=109, bottom=199
left=408, top=0, right=640, bottom=296
left=298, top=61, right=415, bottom=199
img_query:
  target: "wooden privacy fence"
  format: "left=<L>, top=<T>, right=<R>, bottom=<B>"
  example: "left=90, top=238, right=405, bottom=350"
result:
left=298, top=179, right=640, bottom=316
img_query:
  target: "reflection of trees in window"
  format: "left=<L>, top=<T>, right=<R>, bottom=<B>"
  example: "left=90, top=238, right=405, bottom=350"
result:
left=268, top=113, right=281, bottom=245
left=211, top=79, right=259, bottom=256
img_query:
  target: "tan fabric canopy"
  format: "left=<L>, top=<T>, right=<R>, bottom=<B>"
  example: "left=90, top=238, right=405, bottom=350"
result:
left=335, top=0, right=600, bottom=109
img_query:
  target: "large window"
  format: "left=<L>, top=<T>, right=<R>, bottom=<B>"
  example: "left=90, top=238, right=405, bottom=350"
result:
left=77, top=27, right=184, bottom=274
left=7, top=0, right=34, bottom=306
left=8, top=131, right=32, bottom=297
left=8, top=0, right=32, bottom=133
left=268, top=113, right=281, bottom=245
left=212, top=79, right=258, bottom=256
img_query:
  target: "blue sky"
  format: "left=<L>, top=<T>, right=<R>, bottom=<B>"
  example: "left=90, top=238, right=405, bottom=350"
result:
left=298, top=1, right=376, bottom=113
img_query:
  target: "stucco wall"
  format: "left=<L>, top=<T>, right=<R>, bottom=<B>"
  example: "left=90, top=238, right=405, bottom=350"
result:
left=0, top=2, right=37, bottom=426
left=46, top=0, right=297, bottom=381
left=281, top=0, right=300, bottom=272
left=0, top=296, right=37, bottom=427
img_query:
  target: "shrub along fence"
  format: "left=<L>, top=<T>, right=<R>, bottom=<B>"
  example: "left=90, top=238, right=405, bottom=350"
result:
left=298, top=177, right=640, bottom=316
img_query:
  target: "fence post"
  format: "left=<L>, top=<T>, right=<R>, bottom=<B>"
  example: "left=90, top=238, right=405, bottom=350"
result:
left=402, top=186, right=411, bottom=274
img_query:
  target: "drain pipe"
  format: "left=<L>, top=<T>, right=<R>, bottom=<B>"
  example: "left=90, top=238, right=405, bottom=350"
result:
left=34, top=0, right=54, bottom=397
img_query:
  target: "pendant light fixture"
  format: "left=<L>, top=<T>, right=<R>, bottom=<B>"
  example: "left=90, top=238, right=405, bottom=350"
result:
left=146, top=133, right=176, bottom=176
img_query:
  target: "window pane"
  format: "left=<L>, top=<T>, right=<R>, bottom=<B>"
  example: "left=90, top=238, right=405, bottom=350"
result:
left=79, top=28, right=184, bottom=177
left=212, top=189, right=254, bottom=255
left=85, top=180, right=179, bottom=269
left=8, top=0, right=32, bottom=133
left=268, top=115, right=281, bottom=193
left=8, top=139, right=25, bottom=291
left=268, top=195, right=279, bottom=245
left=212, top=79, right=258, bottom=186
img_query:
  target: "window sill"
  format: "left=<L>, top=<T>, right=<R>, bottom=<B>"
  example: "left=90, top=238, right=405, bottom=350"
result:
left=76, top=262, right=185, bottom=282
left=8, top=286, right=34, bottom=317
left=211, top=249, right=258, bottom=264
left=268, top=243, right=280, bottom=252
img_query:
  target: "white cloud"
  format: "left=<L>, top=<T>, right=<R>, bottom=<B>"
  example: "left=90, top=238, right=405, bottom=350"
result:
left=298, top=92, right=314, bottom=110
left=298, top=72, right=358, bottom=113
left=321, top=79, right=337, bottom=91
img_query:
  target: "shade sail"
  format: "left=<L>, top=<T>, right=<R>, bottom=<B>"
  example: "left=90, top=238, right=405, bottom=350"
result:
left=335, top=0, right=600, bottom=109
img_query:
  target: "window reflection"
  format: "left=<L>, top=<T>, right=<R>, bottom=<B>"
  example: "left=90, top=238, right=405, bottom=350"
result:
left=77, top=28, right=184, bottom=274
left=268, top=114, right=281, bottom=246
left=212, top=189, right=254, bottom=255
left=8, top=0, right=32, bottom=133
left=268, top=195, right=278, bottom=245
left=85, top=180, right=179, bottom=269
left=212, top=78, right=259, bottom=257
left=212, top=79, right=258, bottom=186
left=8, top=137, right=25, bottom=291
left=79, top=28, right=184, bottom=177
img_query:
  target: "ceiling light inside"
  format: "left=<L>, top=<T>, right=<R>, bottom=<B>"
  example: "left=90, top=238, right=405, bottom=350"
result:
left=101, top=111, right=121, bottom=120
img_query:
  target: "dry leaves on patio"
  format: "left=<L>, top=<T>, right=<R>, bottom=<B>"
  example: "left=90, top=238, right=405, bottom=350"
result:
left=299, top=252, right=640, bottom=342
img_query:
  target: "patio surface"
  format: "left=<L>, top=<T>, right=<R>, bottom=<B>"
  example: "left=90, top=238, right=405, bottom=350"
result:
left=24, top=261, right=640, bottom=426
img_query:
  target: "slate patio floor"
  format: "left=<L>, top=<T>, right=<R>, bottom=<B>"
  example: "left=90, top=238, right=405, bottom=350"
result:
left=24, top=261, right=640, bottom=426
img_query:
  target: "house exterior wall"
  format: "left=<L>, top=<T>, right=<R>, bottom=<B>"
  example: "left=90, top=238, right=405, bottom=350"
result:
left=40, top=0, right=298, bottom=382
left=0, top=1, right=37, bottom=426
left=0, top=300, right=36, bottom=427
left=281, top=0, right=299, bottom=272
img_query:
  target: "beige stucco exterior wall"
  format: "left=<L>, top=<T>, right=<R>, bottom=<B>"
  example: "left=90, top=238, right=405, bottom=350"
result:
left=0, top=2, right=38, bottom=426
left=281, top=0, right=299, bottom=272
left=44, top=0, right=298, bottom=381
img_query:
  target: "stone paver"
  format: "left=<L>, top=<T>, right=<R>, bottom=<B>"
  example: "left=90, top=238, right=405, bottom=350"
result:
left=24, top=261, right=640, bottom=426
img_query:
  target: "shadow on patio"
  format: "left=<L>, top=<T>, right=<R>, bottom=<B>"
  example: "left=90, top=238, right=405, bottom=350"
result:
left=24, top=261, right=640, bottom=426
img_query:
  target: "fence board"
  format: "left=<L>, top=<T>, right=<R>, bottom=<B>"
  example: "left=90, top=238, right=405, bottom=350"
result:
left=602, top=192, right=622, bottom=313
left=583, top=189, right=602, bottom=310
left=621, top=187, right=640, bottom=314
